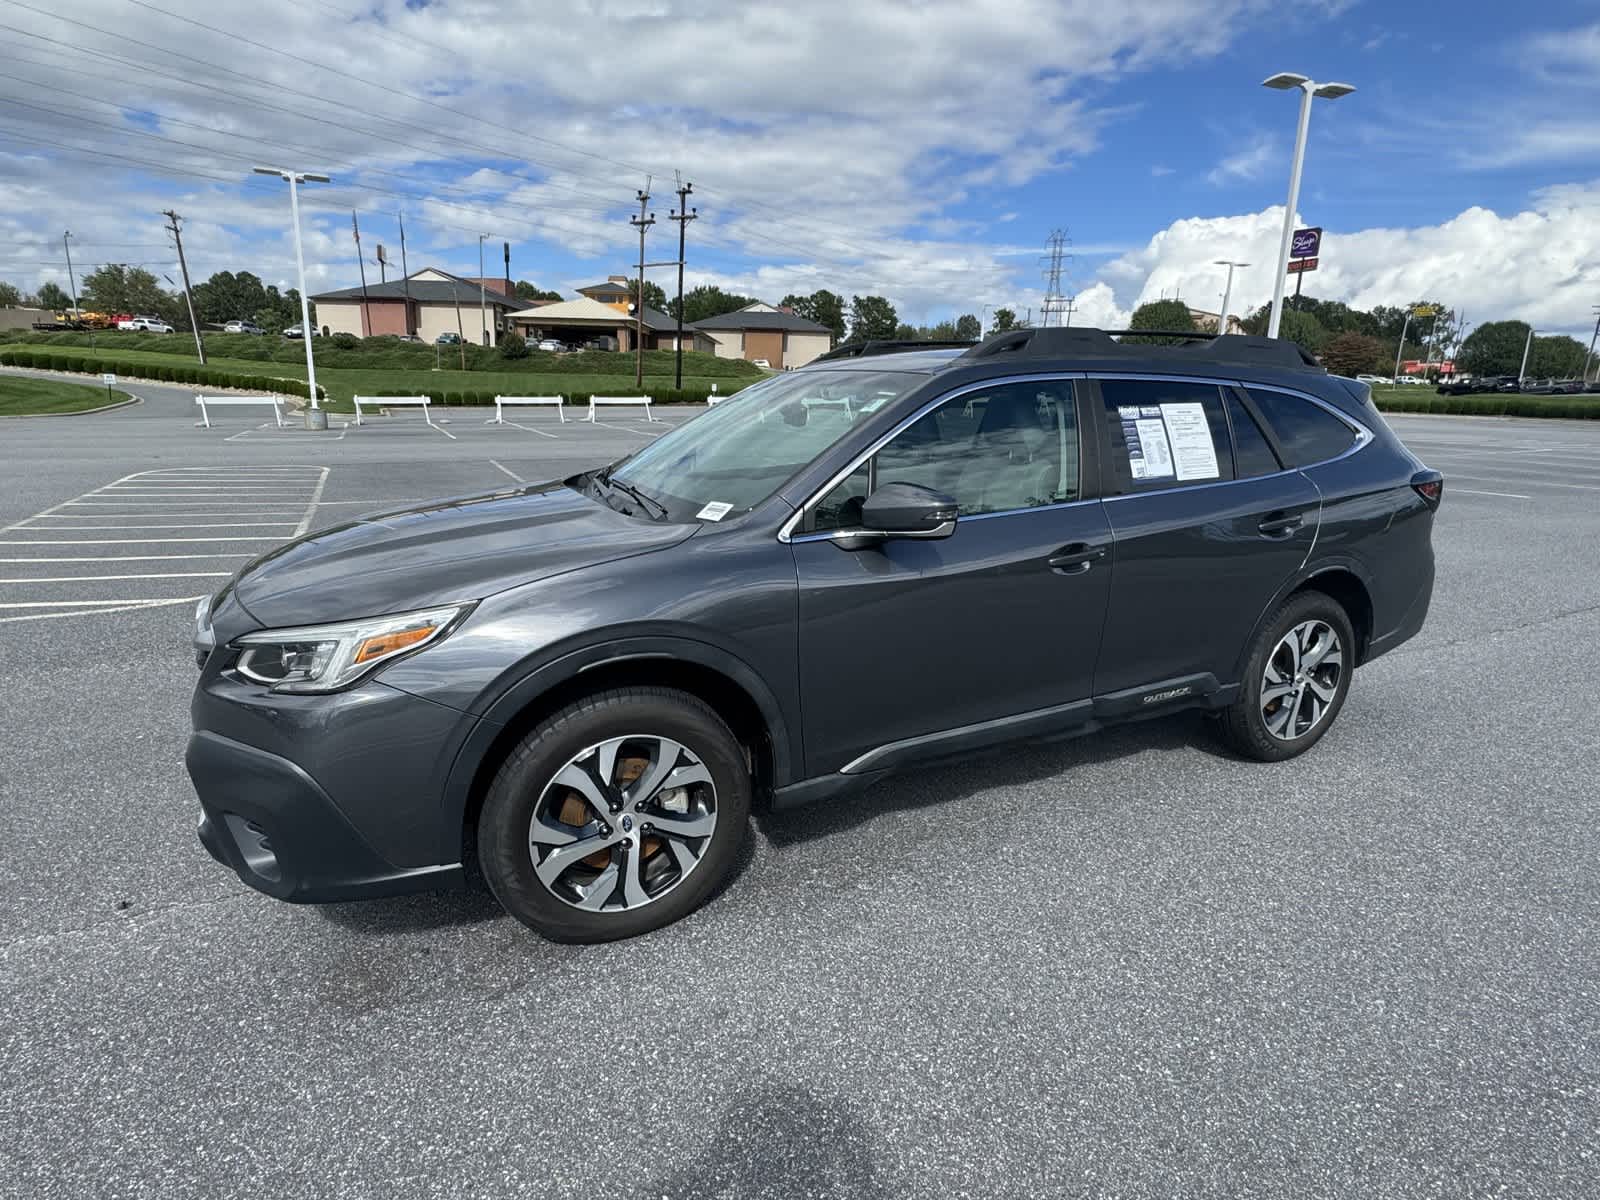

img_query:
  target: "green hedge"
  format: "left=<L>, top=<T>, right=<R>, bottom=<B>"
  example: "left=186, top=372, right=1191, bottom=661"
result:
left=1374, top=392, right=1600, bottom=419
left=0, top=347, right=324, bottom=400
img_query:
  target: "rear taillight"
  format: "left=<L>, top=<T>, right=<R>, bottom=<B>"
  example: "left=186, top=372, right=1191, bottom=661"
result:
left=1411, top=469, right=1444, bottom=507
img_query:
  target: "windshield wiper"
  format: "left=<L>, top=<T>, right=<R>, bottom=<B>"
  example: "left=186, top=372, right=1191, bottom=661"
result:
left=596, top=472, right=669, bottom=521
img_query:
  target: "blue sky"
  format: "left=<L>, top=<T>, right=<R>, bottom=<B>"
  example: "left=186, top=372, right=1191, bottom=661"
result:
left=2, top=0, right=1597, bottom=335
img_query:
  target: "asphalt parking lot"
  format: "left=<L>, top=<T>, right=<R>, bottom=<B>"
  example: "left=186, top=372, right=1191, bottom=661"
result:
left=3, top=376, right=1598, bottom=1199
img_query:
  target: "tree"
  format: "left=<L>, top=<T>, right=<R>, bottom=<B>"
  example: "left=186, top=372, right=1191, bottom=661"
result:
left=81, top=264, right=174, bottom=317
left=629, top=277, right=669, bottom=314
left=893, top=323, right=918, bottom=341
left=1458, top=320, right=1532, bottom=377
left=1124, top=299, right=1196, bottom=345
left=1320, top=332, right=1389, bottom=377
left=780, top=289, right=846, bottom=343
left=513, top=280, right=562, bottom=304
left=1277, top=308, right=1329, bottom=355
left=990, top=307, right=1018, bottom=335
left=926, top=319, right=959, bottom=341
left=1530, top=334, right=1587, bottom=379
left=498, top=330, right=529, bottom=359
left=954, top=313, right=981, bottom=341
left=0, top=281, right=22, bottom=307
left=669, top=284, right=756, bottom=324
left=192, top=271, right=271, bottom=324
left=846, top=295, right=898, bottom=343
left=35, top=281, right=71, bottom=311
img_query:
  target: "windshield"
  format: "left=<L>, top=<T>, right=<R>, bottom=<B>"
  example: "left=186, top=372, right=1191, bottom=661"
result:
left=600, top=368, right=925, bottom=522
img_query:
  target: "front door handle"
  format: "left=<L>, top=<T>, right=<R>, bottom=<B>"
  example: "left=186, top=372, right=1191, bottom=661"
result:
left=1048, top=543, right=1107, bottom=574
left=1257, top=511, right=1304, bottom=538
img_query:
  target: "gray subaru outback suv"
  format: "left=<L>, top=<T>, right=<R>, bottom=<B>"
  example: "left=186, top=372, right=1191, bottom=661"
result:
left=189, top=328, right=1442, bottom=941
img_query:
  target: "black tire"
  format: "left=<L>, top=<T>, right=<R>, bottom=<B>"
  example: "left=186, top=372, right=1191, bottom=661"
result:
left=1218, top=590, right=1356, bottom=762
left=477, top=686, right=750, bottom=942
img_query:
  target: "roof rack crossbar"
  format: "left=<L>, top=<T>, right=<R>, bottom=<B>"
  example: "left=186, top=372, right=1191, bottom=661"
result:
left=814, top=339, right=976, bottom=363
left=956, top=327, right=1320, bottom=370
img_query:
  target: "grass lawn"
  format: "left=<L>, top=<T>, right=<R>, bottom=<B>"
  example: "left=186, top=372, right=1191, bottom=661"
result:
left=0, top=375, right=128, bottom=416
left=0, top=343, right=754, bottom=412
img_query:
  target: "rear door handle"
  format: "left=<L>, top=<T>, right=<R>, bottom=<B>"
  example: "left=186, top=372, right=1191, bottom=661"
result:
left=1257, top=511, right=1304, bottom=537
left=1048, top=543, right=1107, bottom=574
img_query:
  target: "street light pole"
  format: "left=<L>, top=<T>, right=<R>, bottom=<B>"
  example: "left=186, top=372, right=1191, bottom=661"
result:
left=1392, top=311, right=1414, bottom=385
left=254, top=166, right=330, bottom=428
left=1214, top=260, right=1248, bottom=338
left=1262, top=73, right=1354, bottom=339
left=1519, top=326, right=1537, bottom=388
left=477, top=234, right=489, bottom=346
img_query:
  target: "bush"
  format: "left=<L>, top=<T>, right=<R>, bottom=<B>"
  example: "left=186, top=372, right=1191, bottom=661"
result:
left=444, top=391, right=463, bottom=406
left=498, top=331, right=528, bottom=359
left=331, top=332, right=359, bottom=350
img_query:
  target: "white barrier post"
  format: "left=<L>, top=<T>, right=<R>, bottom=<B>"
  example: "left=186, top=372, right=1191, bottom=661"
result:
left=493, top=395, right=566, bottom=424
left=353, top=395, right=433, bottom=427
left=584, top=395, right=658, bottom=422
left=194, top=395, right=285, bottom=428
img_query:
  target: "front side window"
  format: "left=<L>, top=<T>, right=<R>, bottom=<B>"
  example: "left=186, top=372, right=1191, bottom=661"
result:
left=601, top=368, right=923, bottom=522
left=1098, top=379, right=1235, bottom=495
left=1246, top=388, right=1359, bottom=466
left=812, top=380, right=1079, bottom=531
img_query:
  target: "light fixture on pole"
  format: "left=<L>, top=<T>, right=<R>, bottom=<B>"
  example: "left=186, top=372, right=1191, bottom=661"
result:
left=1262, top=73, right=1354, bottom=339
left=254, top=166, right=331, bottom=428
left=1213, top=260, right=1248, bottom=338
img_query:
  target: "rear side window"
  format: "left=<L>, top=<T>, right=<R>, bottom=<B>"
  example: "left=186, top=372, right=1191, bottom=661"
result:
left=1246, top=388, right=1358, bottom=466
left=1225, top=390, right=1282, bottom=478
left=1098, top=379, right=1234, bottom=495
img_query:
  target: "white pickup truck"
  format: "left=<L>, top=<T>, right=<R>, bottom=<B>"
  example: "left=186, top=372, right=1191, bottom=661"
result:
left=117, top=315, right=175, bottom=333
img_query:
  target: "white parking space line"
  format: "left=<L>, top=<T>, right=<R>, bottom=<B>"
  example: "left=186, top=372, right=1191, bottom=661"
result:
left=1451, top=488, right=1533, bottom=499
left=1446, top=473, right=1600, bottom=492
left=490, top=418, right=558, bottom=439
left=0, top=466, right=327, bottom=620
left=489, top=459, right=525, bottom=482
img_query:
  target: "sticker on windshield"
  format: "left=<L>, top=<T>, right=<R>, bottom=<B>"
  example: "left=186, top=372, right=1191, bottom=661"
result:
left=696, top=501, right=734, bottom=522
left=1159, top=402, right=1220, bottom=481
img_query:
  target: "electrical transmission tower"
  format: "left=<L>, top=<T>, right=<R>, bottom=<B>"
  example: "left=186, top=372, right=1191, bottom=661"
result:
left=1039, top=230, right=1073, bottom=327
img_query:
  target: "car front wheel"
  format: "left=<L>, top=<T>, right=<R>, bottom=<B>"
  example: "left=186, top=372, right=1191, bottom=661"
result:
left=477, top=687, right=750, bottom=942
left=1219, top=591, right=1355, bottom=762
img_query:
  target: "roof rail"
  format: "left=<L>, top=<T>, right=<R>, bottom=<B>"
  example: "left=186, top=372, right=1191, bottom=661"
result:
left=814, top=339, right=976, bottom=363
left=958, top=327, right=1321, bottom=370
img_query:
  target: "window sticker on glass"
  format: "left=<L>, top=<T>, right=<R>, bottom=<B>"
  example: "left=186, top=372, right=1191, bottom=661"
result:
left=696, top=501, right=734, bottom=521
left=1127, top=416, right=1175, bottom=480
left=1159, top=402, right=1220, bottom=481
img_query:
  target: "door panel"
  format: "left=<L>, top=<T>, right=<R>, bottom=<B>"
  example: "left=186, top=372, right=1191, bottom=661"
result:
left=793, top=503, right=1113, bottom=776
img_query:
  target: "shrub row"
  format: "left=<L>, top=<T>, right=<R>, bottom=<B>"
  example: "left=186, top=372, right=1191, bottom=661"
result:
left=0, top=348, right=322, bottom=400
left=1374, top=392, right=1600, bottom=419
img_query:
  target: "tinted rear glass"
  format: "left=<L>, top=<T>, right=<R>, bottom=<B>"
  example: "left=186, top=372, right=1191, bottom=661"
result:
left=1226, top=389, right=1282, bottom=478
left=1246, top=389, right=1358, bottom=466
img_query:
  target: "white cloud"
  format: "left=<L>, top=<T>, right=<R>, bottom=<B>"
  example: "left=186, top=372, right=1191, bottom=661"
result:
left=1087, top=186, right=1600, bottom=336
left=1206, top=135, right=1276, bottom=186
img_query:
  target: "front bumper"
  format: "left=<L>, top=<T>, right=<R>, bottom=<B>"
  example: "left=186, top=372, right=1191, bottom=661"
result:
left=188, top=730, right=465, bottom=902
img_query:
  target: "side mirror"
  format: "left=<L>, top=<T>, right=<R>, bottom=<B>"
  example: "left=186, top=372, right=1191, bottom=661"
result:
left=833, top=482, right=957, bottom=549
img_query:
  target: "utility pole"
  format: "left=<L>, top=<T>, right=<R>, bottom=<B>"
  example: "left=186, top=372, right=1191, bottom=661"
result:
left=630, top=185, right=655, bottom=389
left=452, top=289, right=467, bottom=370
left=398, top=213, right=413, bottom=337
left=351, top=212, right=372, bottom=337
left=1039, top=230, right=1069, bottom=327
left=375, top=243, right=388, bottom=284
left=62, top=230, right=92, bottom=348
left=503, top=240, right=511, bottom=298
left=1586, top=305, right=1600, bottom=383
left=162, top=210, right=206, bottom=364
left=669, top=180, right=696, bottom=388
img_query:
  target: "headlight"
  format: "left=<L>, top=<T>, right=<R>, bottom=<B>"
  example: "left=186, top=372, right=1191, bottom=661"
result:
left=231, top=603, right=471, bottom=693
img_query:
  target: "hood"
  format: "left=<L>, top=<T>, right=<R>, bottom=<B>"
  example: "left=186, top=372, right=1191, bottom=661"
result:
left=231, top=480, right=693, bottom=628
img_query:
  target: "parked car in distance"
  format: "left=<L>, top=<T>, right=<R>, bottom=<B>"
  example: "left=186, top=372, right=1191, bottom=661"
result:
left=188, top=327, right=1443, bottom=943
left=282, top=324, right=321, bottom=339
left=1394, top=375, right=1427, bottom=386
left=223, top=320, right=265, bottom=335
left=751, top=358, right=772, bottom=369
left=436, top=331, right=463, bottom=345
left=1355, top=374, right=1390, bottom=386
left=537, top=339, right=563, bottom=352
left=582, top=336, right=617, bottom=352
left=117, top=315, right=174, bottom=333
left=396, top=334, right=423, bottom=343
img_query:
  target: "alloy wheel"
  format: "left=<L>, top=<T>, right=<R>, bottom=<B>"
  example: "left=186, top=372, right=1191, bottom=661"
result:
left=1260, top=619, right=1344, bottom=741
left=527, top=735, right=718, bottom=913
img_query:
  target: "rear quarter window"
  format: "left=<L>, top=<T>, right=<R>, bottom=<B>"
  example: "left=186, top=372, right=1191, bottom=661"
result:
left=1246, top=388, right=1359, bottom=466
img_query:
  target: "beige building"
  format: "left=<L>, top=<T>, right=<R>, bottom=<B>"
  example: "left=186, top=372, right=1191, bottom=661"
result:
left=691, top=303, right=833, bottom=368
left=309, top=269, right=519, bottom=345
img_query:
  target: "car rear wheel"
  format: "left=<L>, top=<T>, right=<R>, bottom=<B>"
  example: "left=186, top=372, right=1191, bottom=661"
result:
left=1218, top=591, right=1355, bottom=762
left=477, top=687, right=750, bottom=942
